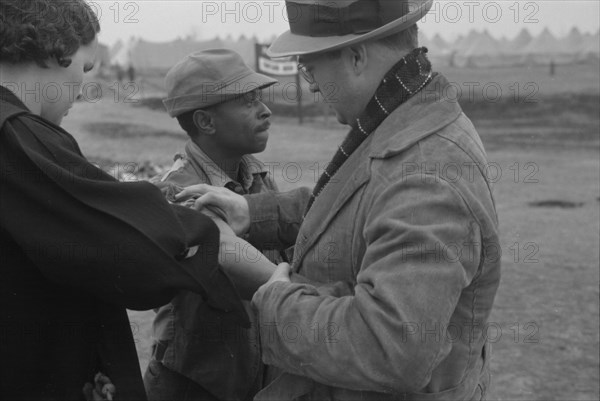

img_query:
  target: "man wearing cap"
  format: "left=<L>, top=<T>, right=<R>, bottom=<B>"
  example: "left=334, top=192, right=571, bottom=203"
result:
left=143, top=49, right=296, bottom=401
left=189, top=1, right=501, bottom=400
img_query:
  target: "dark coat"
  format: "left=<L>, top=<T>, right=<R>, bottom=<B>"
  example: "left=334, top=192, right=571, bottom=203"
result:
left=0, top=86, right=247, bottom=400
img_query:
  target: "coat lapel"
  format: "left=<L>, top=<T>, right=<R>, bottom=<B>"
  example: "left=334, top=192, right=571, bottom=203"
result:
left=292, top=75, right=463, bottom=271
left=293, top=136, right=372, bottom=270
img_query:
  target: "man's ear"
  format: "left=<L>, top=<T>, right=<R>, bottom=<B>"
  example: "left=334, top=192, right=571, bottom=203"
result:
left=193, top=109, right=216, bottom=135
left=346, top=44, right=368, bottom=75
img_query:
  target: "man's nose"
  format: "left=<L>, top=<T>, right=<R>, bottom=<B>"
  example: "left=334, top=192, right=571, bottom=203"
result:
left=258, top=102, right=272, bottom=119
left=308, top=82, right=320, bottom=94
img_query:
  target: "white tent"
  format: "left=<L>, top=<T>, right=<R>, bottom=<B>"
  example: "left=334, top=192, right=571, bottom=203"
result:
left=452, top=30, right=480, bottom=54
left=131, top=37, right=224, bottom=72
left=575, top=31, right=600, bottom=63
left=461, top=30, right=501, bottom=56
left=454, top=30, right=509, bottom=67
left=431, top=33, right=451, bottom=55
left=509, top=29, right=533, bottom=54
left=519, top=28, right=575, bottom=65
left=559, top=27, right=585, bottom=54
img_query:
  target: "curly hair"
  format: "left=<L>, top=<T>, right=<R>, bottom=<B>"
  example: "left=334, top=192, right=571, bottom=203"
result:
left=0, top=0, right=100, bottom=68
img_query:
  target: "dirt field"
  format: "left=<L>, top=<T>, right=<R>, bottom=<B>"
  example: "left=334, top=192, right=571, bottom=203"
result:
left=63, top=63, right=600, bottom=400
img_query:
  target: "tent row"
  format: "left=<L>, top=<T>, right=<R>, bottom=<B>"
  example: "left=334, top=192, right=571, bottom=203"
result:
left=423, top=28, right=600, bottom=67
left=106, top=27, right=600, bottom=72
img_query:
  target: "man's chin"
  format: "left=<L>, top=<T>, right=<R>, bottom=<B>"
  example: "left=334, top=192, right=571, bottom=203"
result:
left=255, top=140, right=268, bottom=153
left=335, top=113, right=349, bottom=126
left=329, top=107, right=349, bottom=126
left=255, top=130, right=269, bottom=141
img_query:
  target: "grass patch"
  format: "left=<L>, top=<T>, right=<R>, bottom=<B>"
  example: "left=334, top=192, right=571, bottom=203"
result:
left=84, top=122, right=183, bottom=140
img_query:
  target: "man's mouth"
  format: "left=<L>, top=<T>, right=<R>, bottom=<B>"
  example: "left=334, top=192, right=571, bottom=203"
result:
left=257, top=121, right=271, bottom=132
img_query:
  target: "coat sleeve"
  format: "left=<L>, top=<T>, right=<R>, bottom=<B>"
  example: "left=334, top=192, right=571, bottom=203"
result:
left=0, top=115, right=248, bottom=325
left=245, top=186, right=311, bottom=250
left=252, top=174, right=483, bottom=393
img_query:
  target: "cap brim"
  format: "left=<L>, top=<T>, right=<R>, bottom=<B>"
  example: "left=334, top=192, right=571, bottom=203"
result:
left=164, top=71, right=278, bottom=117
left=235, top=70, right=278, bottom=91
left=267, top=0, right=433, bottom=58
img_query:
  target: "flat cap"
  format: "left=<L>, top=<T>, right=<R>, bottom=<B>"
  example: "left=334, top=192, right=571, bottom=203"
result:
left=163, top=49, right=277, bottom=117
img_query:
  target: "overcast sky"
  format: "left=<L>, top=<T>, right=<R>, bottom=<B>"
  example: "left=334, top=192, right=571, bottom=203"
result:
left=93, top=0, right=600, bottom=46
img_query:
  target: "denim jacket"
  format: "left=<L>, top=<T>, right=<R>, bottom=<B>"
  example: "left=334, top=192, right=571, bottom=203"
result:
left=250, top=74, right=501, bottom=401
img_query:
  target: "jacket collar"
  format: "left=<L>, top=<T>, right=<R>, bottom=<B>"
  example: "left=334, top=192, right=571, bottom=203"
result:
left=369, top=74, right=463, bottom=158
left=184, top=140, right=268, bottom=192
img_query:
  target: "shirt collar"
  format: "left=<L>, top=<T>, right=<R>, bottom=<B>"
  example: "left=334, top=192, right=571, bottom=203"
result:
left=184, top=140, right=268, bottom=192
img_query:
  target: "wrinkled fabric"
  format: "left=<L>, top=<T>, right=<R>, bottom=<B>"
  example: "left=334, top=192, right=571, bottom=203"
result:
left=0, top=86, right=246, bottom=400
left=155, top=140, right=269, bottom=193
left=149, top=140, right=281, bottom=401
left=250, top=75, right=501, bottom=401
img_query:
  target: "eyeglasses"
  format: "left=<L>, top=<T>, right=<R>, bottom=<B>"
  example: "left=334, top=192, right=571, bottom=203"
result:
left=297, top=63, right=315, bottom=84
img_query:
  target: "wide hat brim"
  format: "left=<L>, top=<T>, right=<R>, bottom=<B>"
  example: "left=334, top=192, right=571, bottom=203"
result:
left=268, top=0, right=434, bottom=58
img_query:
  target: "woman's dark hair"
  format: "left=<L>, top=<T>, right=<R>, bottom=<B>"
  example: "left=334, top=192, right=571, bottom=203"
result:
left=0, top=0, right=100, bottom=68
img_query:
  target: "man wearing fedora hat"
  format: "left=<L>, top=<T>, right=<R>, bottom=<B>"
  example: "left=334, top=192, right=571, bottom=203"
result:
left=143, top=49, right=300, bottom=401
left=185, top=1, right=501, bottom=400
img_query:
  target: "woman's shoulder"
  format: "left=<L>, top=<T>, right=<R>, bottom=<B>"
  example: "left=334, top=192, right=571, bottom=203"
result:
left=1, top=106, right=83, bottom=159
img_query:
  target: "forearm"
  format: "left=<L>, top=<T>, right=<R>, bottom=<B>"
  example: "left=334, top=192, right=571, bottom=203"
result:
left=219, top=245, right=276, bottom=299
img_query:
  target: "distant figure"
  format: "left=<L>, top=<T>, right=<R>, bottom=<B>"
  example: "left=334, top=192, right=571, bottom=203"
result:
left=127, top=64, right=136, bottom=82
left=550, top=58, right=556, bottom=76
left=449, top=50, right=457, bottom=67
left=115, top=63, right=124, bottom=82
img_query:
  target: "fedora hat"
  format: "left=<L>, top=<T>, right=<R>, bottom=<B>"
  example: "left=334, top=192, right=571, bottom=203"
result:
left=268, top=0, right=433, bottom=57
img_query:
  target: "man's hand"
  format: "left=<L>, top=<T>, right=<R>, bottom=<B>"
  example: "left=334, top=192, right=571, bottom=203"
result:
left=176, top=184, right=250, bottom=235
